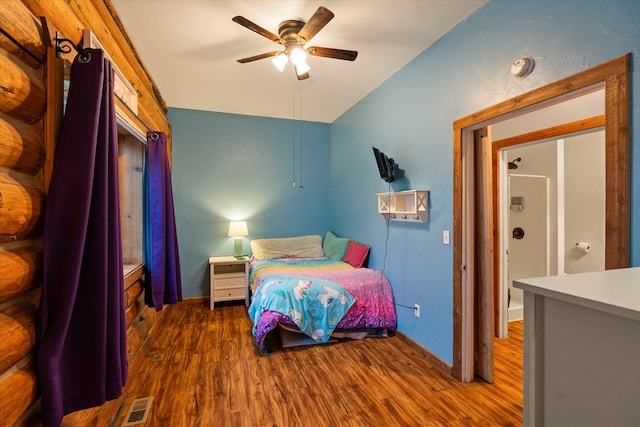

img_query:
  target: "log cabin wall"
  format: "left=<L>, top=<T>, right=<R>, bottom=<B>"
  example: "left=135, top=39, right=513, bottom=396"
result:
left=0, top=1, right=170, bottom=425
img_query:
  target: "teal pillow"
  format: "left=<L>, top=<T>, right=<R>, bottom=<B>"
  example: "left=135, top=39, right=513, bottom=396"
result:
left=323, top=231, right=349, bottom=261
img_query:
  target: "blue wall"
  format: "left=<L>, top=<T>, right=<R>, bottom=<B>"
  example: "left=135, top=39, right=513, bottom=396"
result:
left=169, top=109, right=331, bottom=298
left=331, top=0, right=640, bottom=363
left=169, top=0, right=640, bottom=365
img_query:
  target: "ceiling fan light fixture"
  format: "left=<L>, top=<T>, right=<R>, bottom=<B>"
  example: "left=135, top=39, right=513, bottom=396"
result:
left=272, top=53, right=288, bottom=71
left=233, top=7, right=357, bottom=80
left=295, top=60, right=310, bottom=76
left=289, top=47, right=307, bottom=66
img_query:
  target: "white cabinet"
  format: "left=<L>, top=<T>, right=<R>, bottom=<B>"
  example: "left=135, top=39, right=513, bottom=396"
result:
left=208, top=256, right=249, bottom=310
left=377, top=190, right=428, bottom=223
left=514, top=268, right=640, bottom=427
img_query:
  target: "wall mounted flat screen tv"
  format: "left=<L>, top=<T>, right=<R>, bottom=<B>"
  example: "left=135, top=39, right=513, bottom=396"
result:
left=372, top=146, right=396, bottom=183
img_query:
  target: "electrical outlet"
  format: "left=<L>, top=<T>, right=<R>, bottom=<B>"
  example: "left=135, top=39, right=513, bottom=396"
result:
left=443, top=230, right=450, bottom=245
left=414, top=304, right=420, bottom=318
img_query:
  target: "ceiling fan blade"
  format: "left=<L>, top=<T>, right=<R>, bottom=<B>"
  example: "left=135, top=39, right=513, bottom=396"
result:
left=307, top=46, right=358, bottom=61
left=232, top=16, right=281, bottom=43
left=297, top=6, right=334, bottom=43
left=237, top=51, right=283, bottom=63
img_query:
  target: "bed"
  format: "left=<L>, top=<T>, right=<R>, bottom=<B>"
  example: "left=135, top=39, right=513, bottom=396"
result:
left=247, top=233, right=397, bottom=353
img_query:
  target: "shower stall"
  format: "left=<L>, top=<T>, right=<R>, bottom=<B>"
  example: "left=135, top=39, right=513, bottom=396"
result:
left=506, top=174, right=550, bottom=322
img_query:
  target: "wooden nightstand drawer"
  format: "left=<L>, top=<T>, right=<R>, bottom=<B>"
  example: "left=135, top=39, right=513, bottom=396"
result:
left=215, top=275, right=245, bottom=290
left=214, top=286, right=246, bottom=301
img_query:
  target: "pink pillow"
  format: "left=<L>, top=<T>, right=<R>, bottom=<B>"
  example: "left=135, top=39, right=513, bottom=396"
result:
left=343, top=241, right=370, bottom=268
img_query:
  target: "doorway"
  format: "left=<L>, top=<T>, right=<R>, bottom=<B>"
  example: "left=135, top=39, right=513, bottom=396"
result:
left=505, top=174, right=549, bottom=322
left=451, top=54, right=630, bottom=383
left=497, top=128, right=607, bottom=337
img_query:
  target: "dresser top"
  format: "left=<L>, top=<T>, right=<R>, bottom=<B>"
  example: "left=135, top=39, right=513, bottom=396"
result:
left=513, top=267, right=640, bottom=321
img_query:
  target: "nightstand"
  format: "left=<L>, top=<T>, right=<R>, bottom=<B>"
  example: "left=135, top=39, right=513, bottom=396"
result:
left=208, top=256, right=249, bottom=310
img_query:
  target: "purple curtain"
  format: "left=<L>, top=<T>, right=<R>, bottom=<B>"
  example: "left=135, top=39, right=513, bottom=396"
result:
left=143, top=131, right=182, bottom=310
left=37, top=49, right=127, bottom=427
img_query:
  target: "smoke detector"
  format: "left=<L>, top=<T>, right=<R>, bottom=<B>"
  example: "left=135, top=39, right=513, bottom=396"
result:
left=511, top=56, right=535, bottom=79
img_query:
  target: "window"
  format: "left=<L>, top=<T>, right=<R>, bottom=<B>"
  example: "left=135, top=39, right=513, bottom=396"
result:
left=118, top=128, right=145, bottom=275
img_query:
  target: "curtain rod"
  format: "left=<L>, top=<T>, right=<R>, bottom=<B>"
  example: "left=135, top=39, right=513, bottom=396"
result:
left=42, top=17, right=160, bottom=140
left=51, top=29, right=160, bottom=140
left=54, top=31, right=91, bottom=62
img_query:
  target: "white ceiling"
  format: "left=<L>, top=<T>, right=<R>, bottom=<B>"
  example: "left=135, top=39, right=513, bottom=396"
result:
left=112, top=1, right=486, bottom=123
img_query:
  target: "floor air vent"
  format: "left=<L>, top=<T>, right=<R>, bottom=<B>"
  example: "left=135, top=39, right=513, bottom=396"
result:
left=123, top=396, right=154, bottom=426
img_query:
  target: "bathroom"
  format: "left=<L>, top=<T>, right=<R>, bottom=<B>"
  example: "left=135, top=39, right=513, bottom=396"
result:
left=492, top=91, right=606, bottom=337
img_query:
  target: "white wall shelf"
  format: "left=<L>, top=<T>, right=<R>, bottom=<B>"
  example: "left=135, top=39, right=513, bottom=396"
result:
left=377, top=190, right=429, bottom=223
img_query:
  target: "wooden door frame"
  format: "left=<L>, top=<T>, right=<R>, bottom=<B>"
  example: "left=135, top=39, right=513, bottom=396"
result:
left=452, top=53, right=630, bottom=382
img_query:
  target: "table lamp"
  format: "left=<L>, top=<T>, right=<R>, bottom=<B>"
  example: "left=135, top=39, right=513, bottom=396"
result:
left=228, top=221, right=248, bottom=258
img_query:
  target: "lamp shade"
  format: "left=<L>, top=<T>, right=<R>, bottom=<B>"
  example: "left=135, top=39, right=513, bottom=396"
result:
left=228, top=221, right=248, bottom=237
left=272, top=53, right=288, bottom=71
left=295, top=60, right=310, bottom=76
left=289, top=47, right=306, bottom=66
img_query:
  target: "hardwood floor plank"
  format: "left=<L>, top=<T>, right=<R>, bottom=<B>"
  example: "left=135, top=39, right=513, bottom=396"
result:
left=57, top=302, right=523, bottom=426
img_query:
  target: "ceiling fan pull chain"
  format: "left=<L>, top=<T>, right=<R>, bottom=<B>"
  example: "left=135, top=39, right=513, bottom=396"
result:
left=298, top=87, right=303, bottom=189
left=292, top=77, right=296, bottom=187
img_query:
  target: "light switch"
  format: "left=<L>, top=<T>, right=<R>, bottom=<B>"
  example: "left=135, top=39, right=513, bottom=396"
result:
left=443, top=230, right=450, bottom=245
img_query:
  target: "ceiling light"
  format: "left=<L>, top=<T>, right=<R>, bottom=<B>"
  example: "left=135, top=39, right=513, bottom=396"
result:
left=272, top=46, right=311, bottom=76
left=295, top=60, right=310, bottom=76
left=289, top=47, right=307, bottom=67
left=272, top=53, right=288, bottom=71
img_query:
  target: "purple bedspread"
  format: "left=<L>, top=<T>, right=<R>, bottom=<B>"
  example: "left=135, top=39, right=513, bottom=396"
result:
left=249, top=258, right=397, bottom=350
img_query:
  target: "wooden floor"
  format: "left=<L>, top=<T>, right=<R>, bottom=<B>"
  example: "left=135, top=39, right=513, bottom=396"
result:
left=61, top=301, right=523, bottom=427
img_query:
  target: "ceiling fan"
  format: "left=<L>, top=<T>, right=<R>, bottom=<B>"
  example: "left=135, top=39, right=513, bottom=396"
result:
left=232, top=6, right=358, bottom=80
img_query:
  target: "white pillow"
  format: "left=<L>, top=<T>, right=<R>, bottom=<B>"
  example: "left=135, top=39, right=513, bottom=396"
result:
left=250, top=235, right=324, bottom=260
